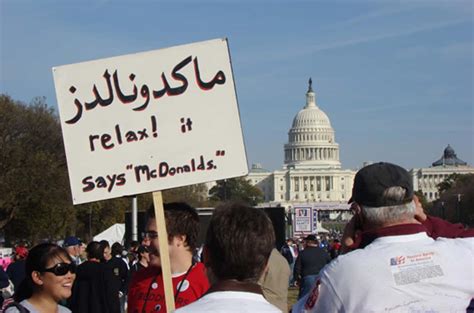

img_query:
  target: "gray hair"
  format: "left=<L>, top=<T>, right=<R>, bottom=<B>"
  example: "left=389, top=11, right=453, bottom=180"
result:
left=361, top=187, right=416, bottom=226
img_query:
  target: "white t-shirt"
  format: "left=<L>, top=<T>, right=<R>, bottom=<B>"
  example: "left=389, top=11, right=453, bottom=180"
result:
left=4, top=299, right=71, bottom=313
left=300, top=233, right=474, bottom=313
left=173, top=291, right=282, bottom=313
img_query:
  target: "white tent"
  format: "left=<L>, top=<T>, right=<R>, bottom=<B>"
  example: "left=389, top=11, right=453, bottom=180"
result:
left=315, top=222, right=330, bottom=234
left=93, top=223, right=125, bottom=245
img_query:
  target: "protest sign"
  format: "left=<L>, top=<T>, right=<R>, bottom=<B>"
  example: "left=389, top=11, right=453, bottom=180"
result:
left=53, top=38, right=248, bottom=205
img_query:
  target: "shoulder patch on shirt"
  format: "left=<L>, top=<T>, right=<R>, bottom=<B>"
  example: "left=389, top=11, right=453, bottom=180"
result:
left=304, top=278, right=321, bottom=310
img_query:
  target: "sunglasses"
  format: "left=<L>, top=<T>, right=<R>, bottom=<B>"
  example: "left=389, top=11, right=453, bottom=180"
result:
left=41, top=262, right=76, bottom=276
left=141, top=231, right=158, bottom=239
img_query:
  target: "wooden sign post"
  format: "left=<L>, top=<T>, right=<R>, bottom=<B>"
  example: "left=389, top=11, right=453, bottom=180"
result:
left=152, top=191, right=175, bottom=311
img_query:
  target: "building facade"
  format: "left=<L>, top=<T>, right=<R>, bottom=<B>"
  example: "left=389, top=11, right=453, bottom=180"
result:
left=246, top=80, right=473, bottom=216
left=410, top=145, right=474, bottom=201
left=247, top=79, right=355, bottom=212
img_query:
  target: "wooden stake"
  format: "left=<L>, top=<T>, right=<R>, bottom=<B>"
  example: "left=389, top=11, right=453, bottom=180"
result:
left=152, top=191, right=175, bottom=312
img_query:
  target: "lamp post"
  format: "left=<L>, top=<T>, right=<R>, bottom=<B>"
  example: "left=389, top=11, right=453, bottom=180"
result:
left=287, top=206, right=294, bottom=238
left=89, top=207, right=92, bottom=240
left=455, top=194, right=463, bottom=223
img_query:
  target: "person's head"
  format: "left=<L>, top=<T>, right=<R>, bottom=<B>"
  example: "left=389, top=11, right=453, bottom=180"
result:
left=304, top=234, right=318, bottom=247
left=129, top=240, right=140, bottom=253
left=137, top=245, right=150, bottom=263
left=204, top=203, right=275, bottom=283
left=79, top=243, right=87, bottom=260
left=99, top=240, right=112, bottom=262
left=14, top=243, right=76, bottom=303
left=111, top=242, right=123, bottom=257
left=14, top=246, right=29, bottom=261
left=63, top=236, right=80, bottom=258
left=145, top=202, right=200, bottom=267
left=349, top=162, right=416, bottom=229
left=86, top=241, right=104, bottom=261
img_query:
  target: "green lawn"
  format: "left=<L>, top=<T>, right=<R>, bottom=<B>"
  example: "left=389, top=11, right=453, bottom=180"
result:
left=288, top=286, right=299, bottom=312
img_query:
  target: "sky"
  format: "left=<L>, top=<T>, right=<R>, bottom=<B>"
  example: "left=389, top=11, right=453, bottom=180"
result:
left=1, top=0, right=473, bottom=172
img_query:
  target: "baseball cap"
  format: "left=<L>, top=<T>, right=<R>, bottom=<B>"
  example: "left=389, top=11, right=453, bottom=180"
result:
left=15, top=246, right=29, bottom=259
left=63, top=236, right=80, bottom=247
left=349, top=162, right=413, bottom=207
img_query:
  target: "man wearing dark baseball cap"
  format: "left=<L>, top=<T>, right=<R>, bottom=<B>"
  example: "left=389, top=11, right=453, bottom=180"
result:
left=64, top=236, right=82, bottom=265
left=298, top=162, right=474, bottom=312
left=293, top=233, right=331, bottom=300
left=348, top=162, right=413, bottom=208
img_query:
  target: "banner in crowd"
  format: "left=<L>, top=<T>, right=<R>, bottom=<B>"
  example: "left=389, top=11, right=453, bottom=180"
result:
left=294, top=206, right=313, bottom=233
left=53, top=38, right=248, bottom=204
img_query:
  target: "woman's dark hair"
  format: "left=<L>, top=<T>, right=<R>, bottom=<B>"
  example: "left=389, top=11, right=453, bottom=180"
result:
left=136, top=245, right=149, bottom=261
left=111, top=242, right=123, bottom=256
left=14, top=243, right=72, bottom=302
left=205, top=203, right=275, bottom=283
left=86, top=241, right=104, bottom=260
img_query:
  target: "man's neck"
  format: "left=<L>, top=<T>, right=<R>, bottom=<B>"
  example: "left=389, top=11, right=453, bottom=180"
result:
left=170, top=251, right=193, bottom=274
left=364, top=217, right=420, bottom=232
left=206, top=279, right=263, bottom=295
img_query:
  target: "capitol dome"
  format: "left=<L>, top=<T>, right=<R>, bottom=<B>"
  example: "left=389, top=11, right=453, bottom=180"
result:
left=284, top=79, right=341, bottom=169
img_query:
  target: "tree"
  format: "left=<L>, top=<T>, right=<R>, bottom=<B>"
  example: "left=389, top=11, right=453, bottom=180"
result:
left=75, top=197, right=128, bottom=242
left=209, top=177, right=263, bottom=206
left=437, top=173, right=461, bottom=194
left=0, top=95, right=128, bottom=243
left=0, top=95, right=73, bottom=242
left=432, top=174, right=474, bottom=226
left=162, top=183, right=210, bottom=207
left=414, top=190, right=432, bottom=211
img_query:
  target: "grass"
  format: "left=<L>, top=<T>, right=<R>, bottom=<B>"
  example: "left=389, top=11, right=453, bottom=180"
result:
left=288, top=286, right=299, bottom=312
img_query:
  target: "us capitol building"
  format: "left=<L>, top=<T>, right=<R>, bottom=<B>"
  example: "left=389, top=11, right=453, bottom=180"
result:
left=246, top=79, right=474, bottom=211
left=247, top=79, right=355, bottom=212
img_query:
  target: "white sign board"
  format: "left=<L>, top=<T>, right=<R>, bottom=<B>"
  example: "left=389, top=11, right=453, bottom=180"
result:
left=294, top=207, right=312, bottom=233
left=53, top=38, right=248, bottom=204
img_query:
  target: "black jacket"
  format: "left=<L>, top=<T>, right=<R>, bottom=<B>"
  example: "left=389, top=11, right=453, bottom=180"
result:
left=293, top=245, right=331, bottom=279
left=102, top=257, right=129, bottom=313
left=68, top=261, right=110, bottom=313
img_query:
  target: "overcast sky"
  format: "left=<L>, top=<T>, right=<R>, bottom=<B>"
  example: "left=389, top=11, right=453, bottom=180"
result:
left=1, top=0, right=473, bottom=171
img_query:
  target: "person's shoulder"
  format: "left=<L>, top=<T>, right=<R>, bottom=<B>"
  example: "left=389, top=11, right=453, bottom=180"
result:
left=270, top=248, right=287, bottom=262
left=174, top=293, right=280, bottom=313
left=318, top=249, right=362, bottom=274
left=131, top=266, right=160, bottom=283
left=4, top=300, right=35, bottom=313
left=58, top=304, right=72, bottom=313
left=189, top=262, right=208, bottom=280
left=190, top=262, right=206, bottom=275
left=78, top=261, right=101, bottom=274
left=435, top=236, right=474, bottom=250
left=187, top=262, right=210, bottom=292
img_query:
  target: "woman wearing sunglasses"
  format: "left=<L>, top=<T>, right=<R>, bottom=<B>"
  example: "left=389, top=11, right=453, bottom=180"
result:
left=5, top=243, right=76, bottom=313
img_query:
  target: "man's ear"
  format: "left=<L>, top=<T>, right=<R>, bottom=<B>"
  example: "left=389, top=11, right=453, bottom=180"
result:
left=173, top=235, right=187, bottom=247
left=31, top=271, right=44, bottom=286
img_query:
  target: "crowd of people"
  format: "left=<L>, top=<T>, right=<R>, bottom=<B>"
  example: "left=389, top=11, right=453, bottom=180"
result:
left=0, top=162, right=473, bottom=312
